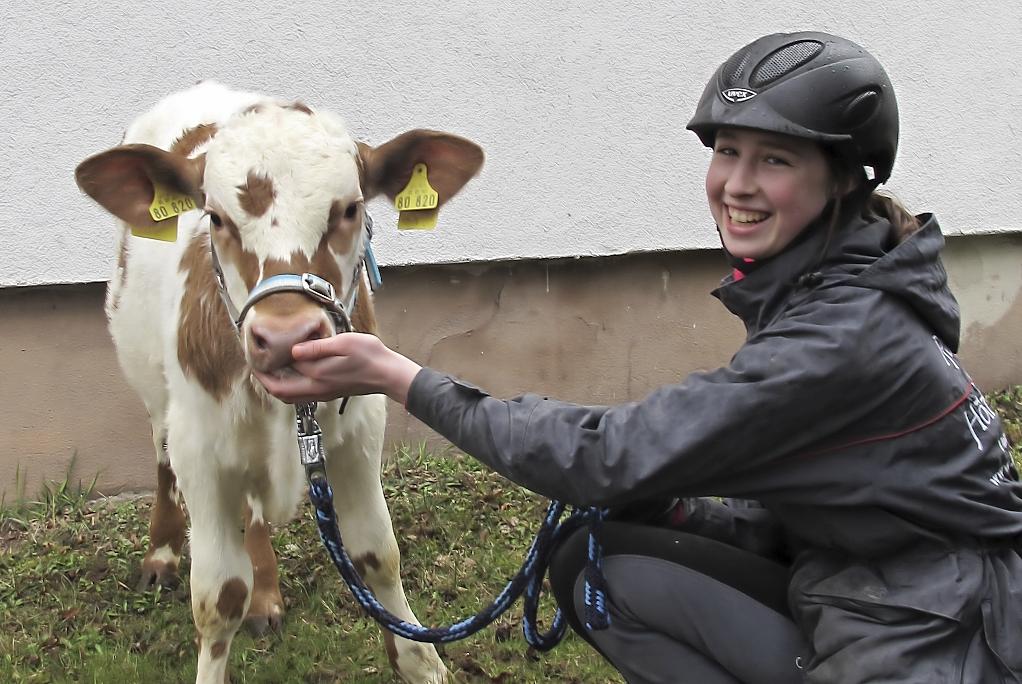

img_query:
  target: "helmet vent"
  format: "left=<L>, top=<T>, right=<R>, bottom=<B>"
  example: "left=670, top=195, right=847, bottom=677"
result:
left=721, top=47, right=753, bottom=87
left=842, top=89, right=882, bottom=128
left=749, top=41, right=824, bottom=87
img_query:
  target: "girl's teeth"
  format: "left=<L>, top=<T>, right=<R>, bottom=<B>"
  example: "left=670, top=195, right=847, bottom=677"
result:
left=729, top=208, right=769, bottom=224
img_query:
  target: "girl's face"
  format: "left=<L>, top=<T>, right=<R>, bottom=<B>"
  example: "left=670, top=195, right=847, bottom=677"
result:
left=706, top=128, right=834, bottom=261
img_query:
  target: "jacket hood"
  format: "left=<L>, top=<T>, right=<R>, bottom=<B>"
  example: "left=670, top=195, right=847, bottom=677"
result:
left=853, top=214, right=960, bottom=351
left=714, top=211, right=961, bottom=351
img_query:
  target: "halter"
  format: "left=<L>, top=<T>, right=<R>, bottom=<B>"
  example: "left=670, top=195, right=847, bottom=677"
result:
left=208, top=212, right=382, bottom=336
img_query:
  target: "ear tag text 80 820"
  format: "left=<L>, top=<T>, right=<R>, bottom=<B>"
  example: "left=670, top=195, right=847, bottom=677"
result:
left=129, top=184, right=195, bottom=242
left=395, top=163, right=439, bottom=231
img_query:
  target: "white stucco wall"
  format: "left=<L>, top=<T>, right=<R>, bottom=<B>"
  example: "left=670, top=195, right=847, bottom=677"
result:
left=2, top=0, right=1019, bottom=287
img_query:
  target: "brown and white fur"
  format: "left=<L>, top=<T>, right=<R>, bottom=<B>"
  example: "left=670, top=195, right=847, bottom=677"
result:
left=75, top=81, right=483, bottom=684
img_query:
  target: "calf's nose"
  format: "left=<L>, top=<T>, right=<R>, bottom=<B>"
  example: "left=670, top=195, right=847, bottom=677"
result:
left=248, top=314, right=332, bottom=372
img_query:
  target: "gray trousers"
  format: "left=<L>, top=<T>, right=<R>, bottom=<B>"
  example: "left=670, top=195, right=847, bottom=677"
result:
left=550, top=523, right=808, bottom=684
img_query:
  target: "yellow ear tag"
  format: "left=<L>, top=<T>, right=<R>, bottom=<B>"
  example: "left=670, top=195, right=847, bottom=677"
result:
left=129, top=184, right=196, bottom=242
left=395, top=163, right=439, bottom=231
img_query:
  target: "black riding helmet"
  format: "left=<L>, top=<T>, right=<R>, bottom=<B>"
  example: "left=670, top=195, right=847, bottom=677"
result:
left=687, top=32, right=899, bottom=184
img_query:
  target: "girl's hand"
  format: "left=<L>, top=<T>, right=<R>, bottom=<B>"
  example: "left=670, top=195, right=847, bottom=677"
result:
left=252, top=332, right=422, bottom=406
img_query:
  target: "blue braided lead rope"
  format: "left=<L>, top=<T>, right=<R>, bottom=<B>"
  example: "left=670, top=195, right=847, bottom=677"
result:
left=521, top=508, right=588, bottom=650
left=524, top=506, right=612, bottom=647
left=583, top=508, right=611, bottom=631
left=306, top=474, right=611, bottom=647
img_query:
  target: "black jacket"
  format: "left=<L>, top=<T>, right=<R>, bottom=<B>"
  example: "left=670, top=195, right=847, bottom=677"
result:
left=408, top=213, right=1022, bottom=682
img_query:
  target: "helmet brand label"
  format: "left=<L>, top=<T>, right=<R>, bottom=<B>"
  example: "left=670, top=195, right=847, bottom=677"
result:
left=721, top=88, right=757, bottom=103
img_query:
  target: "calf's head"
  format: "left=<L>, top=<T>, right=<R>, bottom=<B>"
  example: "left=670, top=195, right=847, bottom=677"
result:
left=76, top=102, right=483, bottom=380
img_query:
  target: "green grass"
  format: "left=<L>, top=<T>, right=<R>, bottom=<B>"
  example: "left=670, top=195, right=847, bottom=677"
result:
left=0, top=456, right=98, bottom=533
left=0, top=444, right=619, bottom=683
left=3, top=388, right=1022, bottom=683
left=989, top=385, right=1022, bottom=472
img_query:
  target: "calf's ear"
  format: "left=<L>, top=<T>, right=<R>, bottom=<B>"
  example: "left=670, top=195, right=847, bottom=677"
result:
left=357, top=130, right=483, bottom=206
left=75, top=144, right=205, bottom=229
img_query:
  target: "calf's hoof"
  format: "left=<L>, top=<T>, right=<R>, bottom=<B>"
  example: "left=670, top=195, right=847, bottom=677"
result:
left=136, top=560, right=180, bottom=592
left=244, top=601, right=285, bottom=636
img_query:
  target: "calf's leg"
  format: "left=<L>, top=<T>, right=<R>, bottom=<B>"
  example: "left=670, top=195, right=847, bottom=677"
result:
left=170, top=418, right=252, bottom=684
left=325, top=398, right=449, bottom=684
left=139, top=431, right=187, bottom=590
left=243, top=497, right=285, bottom=635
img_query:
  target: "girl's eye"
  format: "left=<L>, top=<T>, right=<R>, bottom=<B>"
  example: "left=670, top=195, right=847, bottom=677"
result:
left=765, top=156, right=792, bottom=166
left=207, top=211, right=223, bottom=228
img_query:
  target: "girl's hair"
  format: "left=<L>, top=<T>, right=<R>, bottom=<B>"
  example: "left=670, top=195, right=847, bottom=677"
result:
left=808, top=151, right=919, bottom=266
left=828, top=151, right=920, bottom=243
left=866, top=192, right=920, bottom=243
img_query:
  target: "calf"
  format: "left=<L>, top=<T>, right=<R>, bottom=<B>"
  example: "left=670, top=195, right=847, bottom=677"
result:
left=75, top=81, right=483, bottom=683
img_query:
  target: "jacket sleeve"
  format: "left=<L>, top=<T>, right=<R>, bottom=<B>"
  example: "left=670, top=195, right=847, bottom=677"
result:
left=405, top=291, right=885, bottom=507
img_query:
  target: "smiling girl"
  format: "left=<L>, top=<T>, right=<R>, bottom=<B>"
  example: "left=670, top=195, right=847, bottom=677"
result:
left=708, top=129, right=836, bottom=261
left=257, top=32, right=1022, bottom=683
